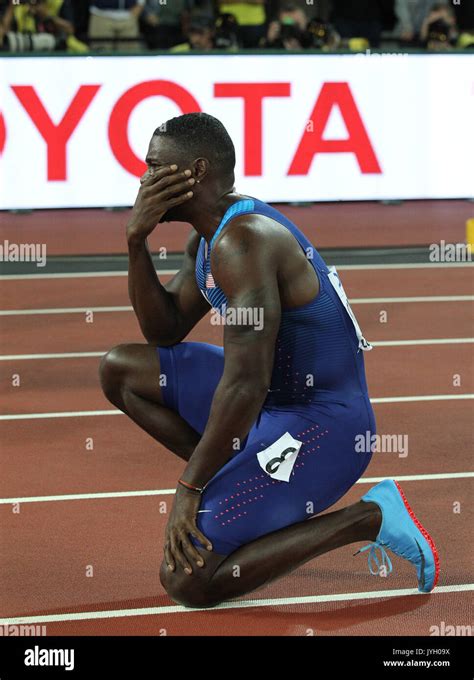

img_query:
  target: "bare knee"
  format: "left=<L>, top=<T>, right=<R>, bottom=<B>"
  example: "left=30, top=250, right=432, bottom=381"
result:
left=100, top=342, right=162, bottom=407
left=99, top=343, right=135, bottom=404
left=159, top=561, right=220, bottom=609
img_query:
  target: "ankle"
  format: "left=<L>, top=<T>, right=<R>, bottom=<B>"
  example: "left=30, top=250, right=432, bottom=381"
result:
left=358, top=501, right=382, bottom=541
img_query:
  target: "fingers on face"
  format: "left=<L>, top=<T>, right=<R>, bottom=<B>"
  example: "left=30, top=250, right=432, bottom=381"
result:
left=142, top=165, right=193, bottom=189
left=141, top=172, right=195, bottom=210
left=163, top=192, right=194, bottom=210
left=141, top=165, right=177, bottom=186
left=158, top=178, right=195, bottom=201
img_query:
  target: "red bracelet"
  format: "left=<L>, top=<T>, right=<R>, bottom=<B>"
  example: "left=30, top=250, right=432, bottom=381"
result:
left=178, top=479, right=204, bottom=494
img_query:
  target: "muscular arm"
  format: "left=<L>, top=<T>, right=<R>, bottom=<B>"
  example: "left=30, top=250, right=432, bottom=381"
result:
left=181, top=220, right=281, bottom=488
left=127, top=230, right=209, bottom=346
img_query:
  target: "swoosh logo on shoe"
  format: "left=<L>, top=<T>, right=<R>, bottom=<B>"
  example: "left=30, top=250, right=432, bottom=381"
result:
left=414, top=538, right=426, bottom=590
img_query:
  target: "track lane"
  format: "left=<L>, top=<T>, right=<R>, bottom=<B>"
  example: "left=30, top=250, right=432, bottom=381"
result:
left=1, top=480, right=471, bottom=635
left=1, top=267, right=473, bottom=311
left=0, top=399, right=472, bottom=504
left=1, top=344, right=473, bottom=414
left=1, top=262, right=472, bottom=636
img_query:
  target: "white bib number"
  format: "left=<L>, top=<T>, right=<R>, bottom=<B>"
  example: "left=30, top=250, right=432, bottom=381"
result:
left=327, top=266, right=372, bottom=352
left=257, top=432, right=302, bottom=482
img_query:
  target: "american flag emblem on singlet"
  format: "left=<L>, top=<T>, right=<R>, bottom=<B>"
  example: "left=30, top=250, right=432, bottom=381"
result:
left=206, top=272, right=216, bottom=288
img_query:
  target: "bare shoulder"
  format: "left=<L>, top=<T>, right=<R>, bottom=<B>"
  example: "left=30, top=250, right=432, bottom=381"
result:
left=211, top=214, right=280, bottom=271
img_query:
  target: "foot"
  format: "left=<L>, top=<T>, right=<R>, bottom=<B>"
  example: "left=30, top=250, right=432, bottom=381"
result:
left=357, top=479, right=440, bottom=593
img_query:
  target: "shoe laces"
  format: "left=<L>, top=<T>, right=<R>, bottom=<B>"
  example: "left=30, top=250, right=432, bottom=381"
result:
left=354, top=542, right=393, bottom=576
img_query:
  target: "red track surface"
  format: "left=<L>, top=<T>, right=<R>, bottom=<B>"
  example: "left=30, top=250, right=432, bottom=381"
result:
left=1, top=200, right=472, bottom=254
left=0, top=208, right=473, bottom=635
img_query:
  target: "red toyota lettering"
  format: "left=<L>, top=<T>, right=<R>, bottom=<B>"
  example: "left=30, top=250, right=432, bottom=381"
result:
left=11, top=85, right=100, bottom=180
left=288, top=82, right=381, bottom=175
left=108, top=81, right=201, bottom=177
left=0, top=112, right=5, bottom=155
left=214, top=83, right=290, bottom=176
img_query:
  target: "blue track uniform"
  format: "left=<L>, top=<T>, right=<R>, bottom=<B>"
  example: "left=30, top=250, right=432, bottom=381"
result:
left=158, top=199, right=376, bottom=555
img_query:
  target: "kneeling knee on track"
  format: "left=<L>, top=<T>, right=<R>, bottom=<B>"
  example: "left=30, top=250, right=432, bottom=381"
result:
left=159, top=562, right=220, bottom=609
left=99, top=344, right=133, bottom=402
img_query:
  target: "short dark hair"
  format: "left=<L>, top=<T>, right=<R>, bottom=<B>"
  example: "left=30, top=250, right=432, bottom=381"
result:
left=153, top=112, right=235, bottom=178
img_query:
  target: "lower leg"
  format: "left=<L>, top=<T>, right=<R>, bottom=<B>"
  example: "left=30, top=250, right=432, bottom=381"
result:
left=164, top=500, right=381, bottom=607
left=99, top=343, right=201, bottom=461
left=120, top=388, right=200, bottom=461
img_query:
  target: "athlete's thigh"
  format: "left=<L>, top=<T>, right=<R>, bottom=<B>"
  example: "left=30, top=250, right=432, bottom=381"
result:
left=193, top=402, right=373, bottom=555
left=158, top=341, right=224, bottom=435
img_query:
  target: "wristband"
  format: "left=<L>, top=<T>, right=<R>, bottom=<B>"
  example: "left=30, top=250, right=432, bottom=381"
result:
left=178, top=479, right=204, bottom=494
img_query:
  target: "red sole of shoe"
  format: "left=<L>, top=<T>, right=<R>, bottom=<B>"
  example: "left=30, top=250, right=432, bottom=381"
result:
left=394, top=480, right=440, bottom=590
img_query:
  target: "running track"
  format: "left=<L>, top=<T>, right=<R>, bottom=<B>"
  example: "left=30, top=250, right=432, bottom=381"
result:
left=1, top=263, right=473, bottom=635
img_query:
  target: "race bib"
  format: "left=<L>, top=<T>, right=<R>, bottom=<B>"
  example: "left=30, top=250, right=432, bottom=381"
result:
left=327, top=266, right=372, bottom=352
left=257, top=432, right=302, bottom=482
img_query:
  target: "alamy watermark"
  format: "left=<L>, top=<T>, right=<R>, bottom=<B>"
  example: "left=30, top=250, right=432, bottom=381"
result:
left=355, top=48, right=409, bottom=59
left=429, top=241, right=472, bottom=263
left=210, top=306, right=264, bottom=331
left=429, top=621, right=472, bottom=636
left=0, top=624, right=47, bottom=636
left=355, top=431, right=409, bottom=458
left=0, top=240, right=47, bottom=267
left=24, top=646, right=74, bottom=672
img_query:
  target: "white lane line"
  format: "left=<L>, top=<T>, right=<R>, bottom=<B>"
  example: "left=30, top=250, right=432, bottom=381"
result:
left=0, top=584, right=471, bottom=625
left=0, top=261, right=473, bottom=281
left=1, top=339, right=473, bottom=361
left=0, top=270, right=178, bottom=280
left=340, top=263, right=473, bottom=270
left=371, top=394, right=474, bottom=403
left=372, top=338, right=474, bottom=347
left=0, top=352, right=105, bottom=360
left=1, top=393, right=473, bottom=421
left=0, top=472, right=472, bottom=506
left=360, top=472, right=474, bottom=483
left=0, top=489, right=176, bottom=504
left=352, top=295, right=474, bottom=304
left=1, top=295, right=473, bottom=316
left=0, top=409, right=121, bottom=420
left=0, top=306, right=133, bottom=316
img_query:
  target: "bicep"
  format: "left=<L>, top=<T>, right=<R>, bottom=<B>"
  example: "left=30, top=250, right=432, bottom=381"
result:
left=223, top=284, right=281, bottom=386
left=213, top=235, right=281, bottom=386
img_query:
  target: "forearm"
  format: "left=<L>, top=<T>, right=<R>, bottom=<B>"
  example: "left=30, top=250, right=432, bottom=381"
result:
left=127, top=234, right=180, bottom=345
left=182, top=378, right=269, bottom=488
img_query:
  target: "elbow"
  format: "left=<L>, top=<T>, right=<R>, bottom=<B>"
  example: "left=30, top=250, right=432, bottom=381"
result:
left=152, top=337, right=179, bottom=348
left=142, top=319, right=183, bottom=347
left=145, top=332, right=180, bottom=348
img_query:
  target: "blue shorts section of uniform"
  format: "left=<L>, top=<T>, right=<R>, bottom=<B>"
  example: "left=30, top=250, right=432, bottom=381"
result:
left=158, top=341, right=375, bottom=556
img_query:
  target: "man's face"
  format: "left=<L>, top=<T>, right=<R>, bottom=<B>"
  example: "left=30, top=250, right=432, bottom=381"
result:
left=142, top=135, right=193, bottom=223
left=189, top=28, right=213, bottom=50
